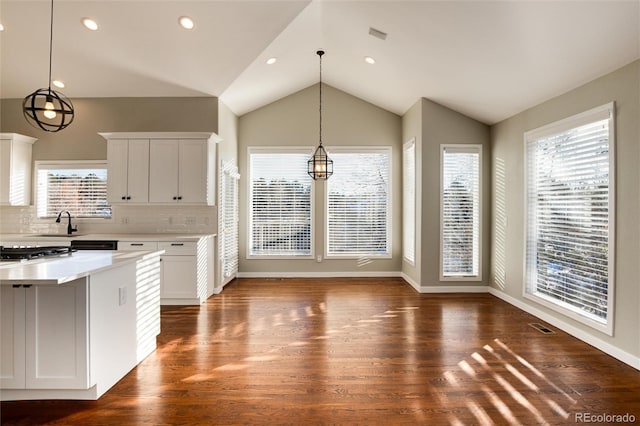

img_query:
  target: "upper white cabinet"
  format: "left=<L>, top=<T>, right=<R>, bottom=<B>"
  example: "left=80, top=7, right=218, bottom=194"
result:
left=105, top=138, right=149, bottom=203
left=101, top=132, right=218, bottom=206
left=0, top=133, right=37, bottom=206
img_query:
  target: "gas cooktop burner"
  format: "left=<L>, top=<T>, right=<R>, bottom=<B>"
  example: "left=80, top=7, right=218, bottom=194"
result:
left=0, top=246, right=75, bottom=260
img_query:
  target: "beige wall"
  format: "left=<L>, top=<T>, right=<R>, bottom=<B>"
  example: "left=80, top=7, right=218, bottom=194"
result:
left=401, top=99, right=422, bottom=285
left=419, top=98, right=491, bottom=287
left=0, top=97, right=218, bottom=161
left=217, top=101, right=239, bottom=168
left=491, top=60, right=640, bottom=357
left=238, top=83, right=402, bottom=275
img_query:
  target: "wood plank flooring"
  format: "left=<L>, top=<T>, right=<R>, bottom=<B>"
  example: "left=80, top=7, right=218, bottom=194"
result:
left=2, top=277, right=640, bottom=425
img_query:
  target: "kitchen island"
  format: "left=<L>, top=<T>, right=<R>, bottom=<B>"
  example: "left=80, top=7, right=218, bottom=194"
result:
left=0, top=250, right=163, bottom=401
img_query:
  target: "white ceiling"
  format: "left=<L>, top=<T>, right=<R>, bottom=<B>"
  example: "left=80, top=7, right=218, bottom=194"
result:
left=1, top=0, right=638, bottom=125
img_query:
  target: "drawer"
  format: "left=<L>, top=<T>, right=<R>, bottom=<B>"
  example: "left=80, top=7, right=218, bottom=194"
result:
left=158, top=241, right=197, bottom=255
left=118, top=241, right=159, bottom=251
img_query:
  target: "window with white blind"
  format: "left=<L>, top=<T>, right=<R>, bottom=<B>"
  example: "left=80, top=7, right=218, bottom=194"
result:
left=326, top=147, right=391, bottom=258
left=403, top=139, right=416, bottom=265
left=219, top=161, right=240, bottom=283
left=525, top=102, right=614, bottom=334
left=440, top=145, right=481, bottom=280
left=35, top=161, right=111, bottom=219
left=248, top=148, right=313, bottom=257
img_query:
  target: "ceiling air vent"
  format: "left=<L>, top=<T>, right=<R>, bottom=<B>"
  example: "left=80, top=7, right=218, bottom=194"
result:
left=528, top=322, right=556, bottom=334
left=369, top=27, right=387, bottom=41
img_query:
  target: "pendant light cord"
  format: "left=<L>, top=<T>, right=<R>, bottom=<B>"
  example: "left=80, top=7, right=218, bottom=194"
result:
left=318, top=50, right=324, bottom=147
left=47, top=0, right=54, bottom=91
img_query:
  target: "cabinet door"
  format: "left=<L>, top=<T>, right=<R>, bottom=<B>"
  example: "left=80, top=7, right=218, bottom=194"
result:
left=106, top=139, right=129, bottom=203
left=24, top=281, right=89, bottom=389
left=161, top=256, right=197, bottom=299
left=126, top=139, right=150, bottom=203
left=0, top=286, right=26, bottom=388
left=178, top=139, right=208, bottom=204
left=149, top=139, right=179, bottom=203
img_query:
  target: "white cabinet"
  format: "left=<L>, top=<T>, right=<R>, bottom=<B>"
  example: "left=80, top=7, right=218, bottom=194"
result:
left=101, top=132, right=218, bottom=206
left=105, top=138, right=149, bottom=203
left=0, top=133, right=37, bottom=206
left=158, top=241, right=198, bottom=302
left=1, top=280, right=89, bottom=390
left=118, top=238, right=214, bottom=305
left=149, top=138, right=214, bottom=204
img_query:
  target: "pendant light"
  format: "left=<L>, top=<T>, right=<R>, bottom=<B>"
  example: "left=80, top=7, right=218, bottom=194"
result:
left=23, top=0, right=74, bottom=132
left=307, top=50, right=333, bottom=180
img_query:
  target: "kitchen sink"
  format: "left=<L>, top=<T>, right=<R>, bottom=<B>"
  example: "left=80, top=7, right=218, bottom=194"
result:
left=29, top=234, right=85, bottom=238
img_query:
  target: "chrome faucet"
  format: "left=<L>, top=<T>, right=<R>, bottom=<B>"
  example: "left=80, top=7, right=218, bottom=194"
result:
left=56, top=210, right=78, bottom=236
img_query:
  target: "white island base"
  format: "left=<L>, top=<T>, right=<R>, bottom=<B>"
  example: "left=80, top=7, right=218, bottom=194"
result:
left=0, top=250, right=163, bottom=400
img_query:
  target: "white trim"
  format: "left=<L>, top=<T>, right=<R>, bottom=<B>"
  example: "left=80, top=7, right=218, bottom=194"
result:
left=419, top=284, right=490, bottom=293
left=99, top=132, right=222, bottom=143
left=237, top=271, right=401, bottom=279
left=439, top=144, right=483, bottom=281
left=402, top=139, right=416, bottom=266
left=489, top=288, right=639, bottom=371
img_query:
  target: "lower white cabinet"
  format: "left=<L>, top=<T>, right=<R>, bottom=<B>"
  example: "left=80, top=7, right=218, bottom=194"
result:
left=0, top=280, right=89, bottom=390
left=119, top=238, right=214, bottom=305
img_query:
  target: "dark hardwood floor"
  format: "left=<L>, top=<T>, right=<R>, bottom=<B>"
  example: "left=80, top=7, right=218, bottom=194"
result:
left=2, top=277, right=639, bottom=425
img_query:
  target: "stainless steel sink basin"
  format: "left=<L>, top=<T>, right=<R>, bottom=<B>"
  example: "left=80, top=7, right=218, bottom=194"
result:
left=29, top=234, right=84, bottom=238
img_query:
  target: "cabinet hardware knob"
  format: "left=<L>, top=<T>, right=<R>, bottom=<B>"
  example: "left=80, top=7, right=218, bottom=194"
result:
left=122, top=196, right=126, bottom=200
left=178, top=196, right=182, bottom=200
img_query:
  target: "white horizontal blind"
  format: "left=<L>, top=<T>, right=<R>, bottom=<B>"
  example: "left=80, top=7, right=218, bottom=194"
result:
left=441, top=145, right=481, bottom=278
left=525, top=105, right=613, bottom=326
left=403, top=140, right=416, bottom=264
left=327, top=148, right=391, bottom=257
left=220, top=161, right=239, bottom=280
left=249, top=149, right=312, bottom=256
left=36, top=162, right=110, bottom=218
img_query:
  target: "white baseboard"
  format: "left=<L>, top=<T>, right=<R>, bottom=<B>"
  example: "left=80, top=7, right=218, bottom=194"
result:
left=488, top=288, right=640, bottom=370
left=236, top=271, right=402, bottom=279
left=419, top=284, right=490, bottom=293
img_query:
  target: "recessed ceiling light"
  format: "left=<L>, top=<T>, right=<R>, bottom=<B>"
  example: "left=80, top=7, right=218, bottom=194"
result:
left=179, top=16, right=195, bottom=30
left=52, top=80, right=65, bottom=89
left=364, top=56, right=376, bottom=64
left=82, top=18, right=98, bottom=31
left=266, top=57, right=277, bottom=65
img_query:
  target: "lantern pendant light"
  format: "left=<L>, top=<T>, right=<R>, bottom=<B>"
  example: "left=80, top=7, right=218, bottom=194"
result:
left=23, top=0, right=74, bottom=132
left=307, top=50, right=333, bottom=180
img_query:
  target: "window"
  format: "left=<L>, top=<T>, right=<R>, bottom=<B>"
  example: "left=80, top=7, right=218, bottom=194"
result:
left=326, top=147, right=391, bottom=257
left=403, top=139, right=416, bottom=265
left=35, top=161, right=111, bottom=218
left=220, top=161, right=240, bottom=282
left=525, top=103, right=614, bottom=334
left=248, top=148, right=313, bottom=257
left=440, top=145, right=481, bottom=280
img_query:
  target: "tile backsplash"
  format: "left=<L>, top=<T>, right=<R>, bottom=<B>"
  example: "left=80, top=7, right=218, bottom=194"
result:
left=0, top=205, right=217, bottom=235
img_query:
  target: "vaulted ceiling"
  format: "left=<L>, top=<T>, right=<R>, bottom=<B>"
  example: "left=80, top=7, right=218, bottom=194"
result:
left=1, top=0, right=638, bottom=124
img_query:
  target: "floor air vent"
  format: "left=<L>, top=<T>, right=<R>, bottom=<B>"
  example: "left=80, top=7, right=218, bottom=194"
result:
left=528, top=322, right=555, bottom=334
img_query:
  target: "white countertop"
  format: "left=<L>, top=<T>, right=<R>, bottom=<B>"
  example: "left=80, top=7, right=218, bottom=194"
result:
left=0, top=250, right=164, bottom=285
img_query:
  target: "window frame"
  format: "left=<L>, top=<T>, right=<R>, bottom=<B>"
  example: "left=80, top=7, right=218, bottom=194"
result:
left=523, top=102, right=615, bottom=336
left=439, top=144, right=483, bottom=281
left=246, top=146, right=315, bottom=260
left=34, top=160, right=111, bottom=220
left=403, top=139, right=416, bottom=265
left=324, top=146, right=392, bottom=259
